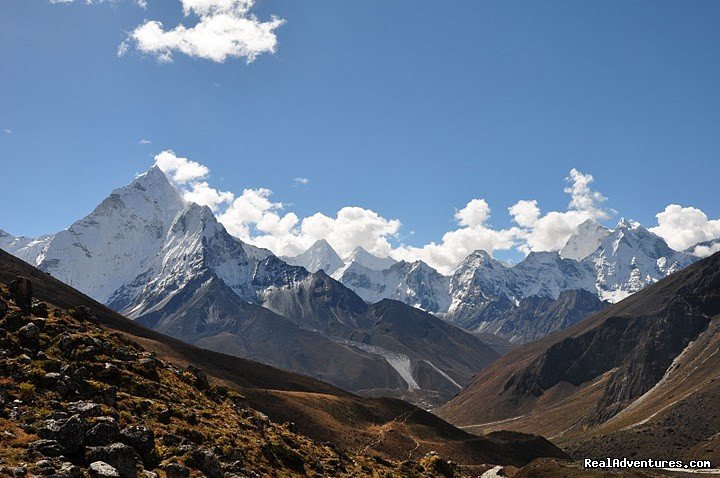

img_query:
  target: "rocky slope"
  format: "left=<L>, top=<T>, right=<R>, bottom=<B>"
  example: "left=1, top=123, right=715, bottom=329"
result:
left=0, top=250, right=569, bottom=476
left=437, top=252, right=720, bottom=465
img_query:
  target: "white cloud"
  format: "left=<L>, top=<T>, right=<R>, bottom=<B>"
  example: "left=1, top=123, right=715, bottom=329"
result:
left=183, top=181, right=234, bottom=212
left=2, top=129, right=11, bottom=135
left=691, top=241, right=720, bottom=258
left=565, top=168, right=609, bottom=219
left=454, top=199, right=491, bottom=228
left=149, top=154, right=615, bottom=274
left=218, top=193, right=400, bottom=259
left=294, top=177, right=310, bottom=185
left=117, top=41, right=129, bottom=57
left=154, top=150, right=209, bottom=184
left=508, top=200, right=540, bottom=228
left=511, top=169, right=611, bottom=253
left=49, top=0, right=146, bottom=5
left=154, top=152, right=720, bottom=275
left=139, top=139, right=152, bottom=144
left=123, top=0, right=285, bottom=63
left=650, top=205, right=720, bottom=251
left=393, top=222, right=518, bottom=275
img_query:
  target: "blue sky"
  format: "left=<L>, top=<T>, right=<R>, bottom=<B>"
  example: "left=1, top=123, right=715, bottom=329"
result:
left=1, top=0, right=719, bottom=270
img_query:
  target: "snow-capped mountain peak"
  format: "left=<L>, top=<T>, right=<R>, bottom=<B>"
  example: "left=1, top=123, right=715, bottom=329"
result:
left=587, top=219, right=693, bottom=302
left=36, top=166, right=187, bottom=302
left=282, top=239, right=344, bottom=275
left=344, top=246, right=397, bottom=271
left=0, top=230, right=54, bottom=266
left=560, top=219, right=611, bottom=261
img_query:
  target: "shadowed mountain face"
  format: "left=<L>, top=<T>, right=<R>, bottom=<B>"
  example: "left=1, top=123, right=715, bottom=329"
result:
left=0, top=249, right=569, bottom=471
left=472, top=289, right=607, bottom=344
left=437, top=252, right=720, bottom=464
left=261, top=271, right=499, bottom=402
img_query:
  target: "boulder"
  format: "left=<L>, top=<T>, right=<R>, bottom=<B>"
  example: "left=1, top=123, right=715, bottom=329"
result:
left=136, top=358, right=159, bottom=381
left=88, top=461, right=121, bottom=478
left=183, top=365, right=209, bottom=390
left=37, top=414, right=87, bottom=454
left=29, top=439, right=65, bottom=458
left=57, top=462, right=83, bottom=478
left=8, top=277, right=32, bottom=312
left=86, top=443, right=140, bottom=478
left=164, top=463, right=189, bottom=478
left=184, top=449, right=222, bottom=478
left=86, top=417, right=121, bottom=446
left=18, top=322, right=40, bottom=347
left=31, top=300, right=49, bottom=318
left=120, top=426, right=157, bottom=467
left=66, top=401, right=103, bottom=417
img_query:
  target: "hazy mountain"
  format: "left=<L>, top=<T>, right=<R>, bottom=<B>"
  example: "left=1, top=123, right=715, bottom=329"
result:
left=473, top=289, right=607, bottom=343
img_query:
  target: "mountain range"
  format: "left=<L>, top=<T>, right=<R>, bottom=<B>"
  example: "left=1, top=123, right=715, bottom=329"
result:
left=0, top=167, right=496, bottom=407
left=0, top=248, right=569, bottom=477
left=0, top=166, right=712, bottom=400
left=281, top=216, right=698, bottom=343
left=437, top=250, right=720, bottom=467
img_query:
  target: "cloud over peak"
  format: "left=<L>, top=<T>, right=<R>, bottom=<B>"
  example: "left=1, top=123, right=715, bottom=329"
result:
left=150, top=149, right=720, bottom=275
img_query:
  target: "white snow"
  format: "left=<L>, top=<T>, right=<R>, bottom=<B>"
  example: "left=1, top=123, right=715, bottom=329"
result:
left=424, top=360, right=462, bottom=389
left=282, top=239, right=344, bottom=275
left=345, top=340, right=419, bottom=390
left=560, top=219, right=611, bottom=261
left=336, top=260, right=451, bottom=313
left=0, top=231, right=54, bottom=266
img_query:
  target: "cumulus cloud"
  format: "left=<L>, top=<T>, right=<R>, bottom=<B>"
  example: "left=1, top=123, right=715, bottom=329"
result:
left=690, top=241, right=720, bottom=258
left=508, top=200, right=540, bottom=228
left=393, top=223, right=518, bottom=275
left=217, top=188, right=289, bottom=239
left=154, top=150, right=209, bottom=184
left=49, top=0, right=146, bottom=6
left=150, top=152, right=619, bottom=274
left=650, top=205, right=720, bottom=251
left=157, top=151, right=720, bottom=275
left=454, top=199, right=491, bottom=228
left=218, top=194, right=400, bottom=259
left=122, top=0, right=285, bottom=63
left=183, top=181, right=234, bottom=212
left=511, top=169, right=611, bottom=253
